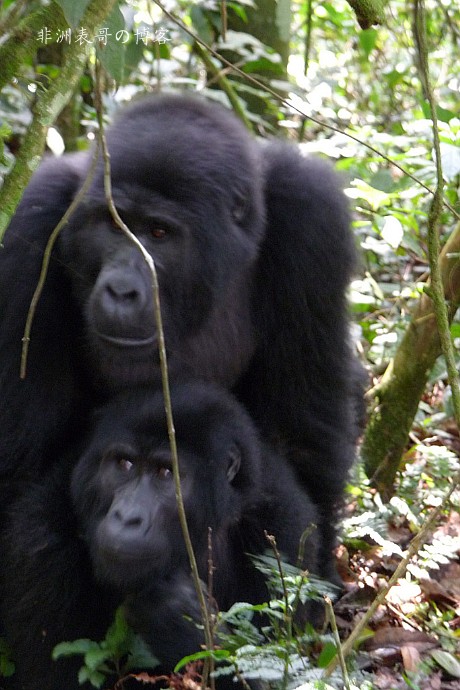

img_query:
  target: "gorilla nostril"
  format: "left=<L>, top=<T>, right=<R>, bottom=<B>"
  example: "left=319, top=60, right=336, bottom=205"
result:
left=124, top=515, right=143, bottom=528
left=113, top=509, right=143, bottom=529
left=106, top=282, right=139, bottom=303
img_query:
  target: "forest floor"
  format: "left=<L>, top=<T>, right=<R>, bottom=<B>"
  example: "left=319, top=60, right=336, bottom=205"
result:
left=333, top=413, right=460, bottom=690
left=336, top=513, right=460, bottom=689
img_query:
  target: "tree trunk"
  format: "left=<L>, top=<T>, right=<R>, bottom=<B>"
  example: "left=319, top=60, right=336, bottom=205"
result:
left=362, top=223, right=460, bottom=498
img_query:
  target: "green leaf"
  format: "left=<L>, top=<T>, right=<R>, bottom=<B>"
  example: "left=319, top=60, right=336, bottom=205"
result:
left=275, top=0, right=291, bottom=42
left=125, top=635, right=159, bottom=671
left=78, top=665, right=106, bottom=689
left=96, top=3, right=126, bottom=83
left=0, top=637, right=15, bottom=678
left=322, top=2, right=347, bottom=26
left=124, top=40, right=145, bottom=78
left=421, top=100, right=456, bottom=123
left=380, top=216, right=403, bottom=249
left=52, top=639, right=100, bottom=660
left=317, top=641, right=337, bottom=667
left=359, top=28, right=378, bottom=58
left=104, top=606, right=130, bottom=650
left=347, top=179, right=390, bottom=210
left=242, top=58, right=285, bottom=75
left=54, top=0, right=92, bottom=28
left=190, top=6, right=215, bottom=45
left=431, top=650, right=460, bottom=678
left=228, top=2, right=248, bottom=22
left=0, top=656, right=15, bottom=678
left=174, top=648, right=230, bottom=672
left=369, top=169, right=396, bottom=193
left=84, top=648, right=112, bottom=672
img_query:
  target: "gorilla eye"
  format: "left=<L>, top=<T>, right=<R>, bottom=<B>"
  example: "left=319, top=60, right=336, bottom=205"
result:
left=232, top=193, right=248, bottom=223
left=118, top=458, right=134, bottom=473
left=157, top=466, right=173, bottom=480
left=151, top=227, right=167, bottom=239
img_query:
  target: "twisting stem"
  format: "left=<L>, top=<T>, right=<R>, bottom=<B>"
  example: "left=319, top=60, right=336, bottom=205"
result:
left=20, top=151, right=98, bottom=378
left=325, top=597, right=351, bottom=690
left=413, top=0, right=460, bottom=425
left=92, top=62, right=215, bottom=682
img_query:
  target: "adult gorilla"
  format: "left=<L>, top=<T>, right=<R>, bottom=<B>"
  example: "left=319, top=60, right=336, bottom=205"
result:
left=0, top=93, right=362, bottom=576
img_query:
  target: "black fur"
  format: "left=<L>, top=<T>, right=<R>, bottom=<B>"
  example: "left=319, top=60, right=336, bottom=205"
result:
left=0, top=382, right=318, bottom=690
left=0, top=93, right=363, bottom=574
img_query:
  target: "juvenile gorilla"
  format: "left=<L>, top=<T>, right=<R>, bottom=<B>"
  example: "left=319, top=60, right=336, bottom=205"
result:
left=1, top=382, right=318, bottom=690
left=0, top=93, right=363, bottom=575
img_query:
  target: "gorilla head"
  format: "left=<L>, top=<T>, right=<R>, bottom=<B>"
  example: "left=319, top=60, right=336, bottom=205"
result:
left=69, top=381, right=318, bottom=671
left=70, top=381, right=299, bottom=593
left=58, top=96, right=265, bottom=390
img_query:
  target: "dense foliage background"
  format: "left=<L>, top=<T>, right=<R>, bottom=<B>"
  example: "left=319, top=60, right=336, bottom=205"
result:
left=0, top=1, right=459, bottom=688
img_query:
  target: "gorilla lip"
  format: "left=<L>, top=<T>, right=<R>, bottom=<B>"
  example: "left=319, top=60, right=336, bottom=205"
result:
left=95, top=331, right=156, bottom=348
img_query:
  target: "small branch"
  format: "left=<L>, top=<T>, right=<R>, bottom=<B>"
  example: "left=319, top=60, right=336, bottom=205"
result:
left=265, top=532, right=291, bottom=629
left=206, top=528, right=216, bottom=690
left=265, top=530, right=293, bottom=690
left=303, top=0, right=313, bottom=75
left=220, top=0, right=227, bottom=40
left=324, top=596, right=351, bottom=690
left=193, top=42, right=253, bottom=131
left=207, top=528, right=215, bottom=605
left=20, top=150, right=99, bottom=378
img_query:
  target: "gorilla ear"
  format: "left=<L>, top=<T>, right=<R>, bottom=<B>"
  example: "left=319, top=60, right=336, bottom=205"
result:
left=226, top=444, right=242, bottom=483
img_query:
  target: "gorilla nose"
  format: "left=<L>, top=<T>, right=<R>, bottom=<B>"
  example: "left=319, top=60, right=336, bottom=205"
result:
left=113, top=507, right=145, bottom=531
left=105, top=281, right=140, bottom=303
left=90, top=263, right=157, bottom=344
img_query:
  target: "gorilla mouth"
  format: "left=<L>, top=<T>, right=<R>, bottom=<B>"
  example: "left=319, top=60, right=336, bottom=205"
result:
left=95, top=331, right=156, bottom=348
left=99, top=546, right=153, bottom=562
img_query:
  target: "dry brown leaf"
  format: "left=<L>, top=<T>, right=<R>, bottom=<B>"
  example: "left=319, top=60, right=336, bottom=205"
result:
left=401, top=644, right=421, bottom=673
left=363, top=625, right=437, bottom=651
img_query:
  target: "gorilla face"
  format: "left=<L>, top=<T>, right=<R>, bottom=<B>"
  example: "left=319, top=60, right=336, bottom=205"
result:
left=70, top=382, right=260, bottom=590
left=57, top=96, right=264, bottom=390
left=90, top=445, right=189, bottom=587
